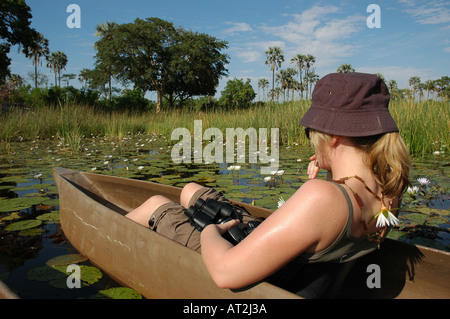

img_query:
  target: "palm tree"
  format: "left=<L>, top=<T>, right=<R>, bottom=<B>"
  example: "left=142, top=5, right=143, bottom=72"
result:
left=409, top=76, right=421, bottom=100
left=304, top=54, right=315, bottom=81
left=22, top=32, right=49, bottom=88
left=47, top=51, right=68, bottom=87
left=337, top=64, right=355, bottom=73
left=306, top=71, right=319, bottom=99
left=290, top=54, right=306, bottom=99
left=259, top=78, right=269, bottom=101
left=265, top=47, right=284, bottom=101
left=78, top=68, right=92, bottom=89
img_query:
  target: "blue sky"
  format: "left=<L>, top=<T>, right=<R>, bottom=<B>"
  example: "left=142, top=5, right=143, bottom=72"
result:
left=8, top=0, right=450, bottom=99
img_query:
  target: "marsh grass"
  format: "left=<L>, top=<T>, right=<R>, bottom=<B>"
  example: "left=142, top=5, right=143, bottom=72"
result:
left=0, top=99, right=448, bottom=156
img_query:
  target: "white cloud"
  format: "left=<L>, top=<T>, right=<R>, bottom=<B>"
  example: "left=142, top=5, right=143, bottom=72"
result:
left=223, top=22, right=253, bottom=35
left=261, top=5, right=365, bottom=67
left=400, top=0, right=450, bottom=25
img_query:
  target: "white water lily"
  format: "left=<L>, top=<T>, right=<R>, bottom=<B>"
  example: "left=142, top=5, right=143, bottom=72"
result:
left=277, top=197, right=285, bottom=208
left=264, top=176, right=272, bottom=182
left=417, top=177, right=430, bottom=186
left=407, top=186, right=419, bottom=197
left=375, top=207, right=400, bottom=228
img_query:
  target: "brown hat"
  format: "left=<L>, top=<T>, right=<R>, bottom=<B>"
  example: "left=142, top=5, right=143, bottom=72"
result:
left=300, top=72, right=399, bottom=137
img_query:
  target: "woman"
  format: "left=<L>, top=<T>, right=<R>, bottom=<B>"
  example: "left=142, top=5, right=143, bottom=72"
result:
left=126, top=72, right=410, bottom=290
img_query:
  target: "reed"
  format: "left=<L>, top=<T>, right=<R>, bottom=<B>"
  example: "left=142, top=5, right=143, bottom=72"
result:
left=0, top=99, right=448, bottom=157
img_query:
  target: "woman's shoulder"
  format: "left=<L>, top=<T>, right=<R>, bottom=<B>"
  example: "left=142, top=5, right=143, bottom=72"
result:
left=298, top=178, right=343, bottom=197
left=288, top=179, right=348, bottom=213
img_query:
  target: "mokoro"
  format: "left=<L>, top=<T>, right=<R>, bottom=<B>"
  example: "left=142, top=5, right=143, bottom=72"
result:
left=53, top=167, right=450, bottom=299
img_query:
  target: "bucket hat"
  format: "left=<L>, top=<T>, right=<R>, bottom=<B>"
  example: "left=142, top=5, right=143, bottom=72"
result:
left=300, top=72, right=399, bottom=137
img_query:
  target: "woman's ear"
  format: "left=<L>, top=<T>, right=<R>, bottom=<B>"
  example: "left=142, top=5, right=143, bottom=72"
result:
left=330, top=135, right=339, bottom=147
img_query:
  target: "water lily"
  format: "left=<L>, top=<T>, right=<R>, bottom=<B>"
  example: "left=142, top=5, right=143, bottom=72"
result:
left=374, top=205, right=399, bottom=228
left=407, top=186, right=419, bottom=197
left=417, top=177, right=430, bottom=186
left=277, top=197, right=285, bottom=208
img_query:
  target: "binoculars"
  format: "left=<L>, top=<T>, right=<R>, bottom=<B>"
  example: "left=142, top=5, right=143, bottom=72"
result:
left=185, top=197, right=260, bottom=245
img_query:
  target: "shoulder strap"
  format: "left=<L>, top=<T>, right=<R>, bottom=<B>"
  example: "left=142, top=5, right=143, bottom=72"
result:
left=330, top=181, right=354, bottom=237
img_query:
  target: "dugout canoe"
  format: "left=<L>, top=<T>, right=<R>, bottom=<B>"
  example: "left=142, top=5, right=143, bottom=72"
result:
left=53, top=167, right=450, bottom=299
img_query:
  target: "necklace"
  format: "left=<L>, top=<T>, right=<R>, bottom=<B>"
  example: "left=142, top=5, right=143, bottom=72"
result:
left=333, top=175, right=400, bottom=248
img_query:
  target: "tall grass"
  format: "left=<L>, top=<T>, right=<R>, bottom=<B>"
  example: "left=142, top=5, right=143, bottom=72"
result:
left=0, top=99, right=448, bottom=157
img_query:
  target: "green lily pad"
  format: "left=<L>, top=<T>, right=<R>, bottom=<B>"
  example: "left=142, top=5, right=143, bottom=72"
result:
left=27, top=264, right=103, bottom=287
left=93, top=287, right=142, bottom=299
left=0, top=197, right=44, bottom=213
left=46, top=254, right=88, bottom=266
left=0, top=212, right=22, bottom=221
left=19, top=228, right=45, bottom=236
left=36, top=212, right=60, bottom=222
left=5, top=219, right=42, bottom=231
left=26, top=265, right=67, bottom=282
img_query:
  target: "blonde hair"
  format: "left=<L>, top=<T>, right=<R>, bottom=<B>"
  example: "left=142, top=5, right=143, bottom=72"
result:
left=308, top=129, right=411, bottom=199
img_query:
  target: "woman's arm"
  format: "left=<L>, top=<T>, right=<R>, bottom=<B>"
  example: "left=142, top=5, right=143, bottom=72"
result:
left=200, top=179, right=345, bottom=289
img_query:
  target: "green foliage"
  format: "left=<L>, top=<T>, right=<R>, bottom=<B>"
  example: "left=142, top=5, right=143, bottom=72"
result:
left=0, top=0, right=39, bottom=82
left=219, top=78, right=256, bottom=109
left=94, top=17, right=229, bottom=110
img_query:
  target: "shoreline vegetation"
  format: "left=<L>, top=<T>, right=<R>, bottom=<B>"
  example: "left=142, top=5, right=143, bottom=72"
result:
left=1, top=98, right=448, bottom=159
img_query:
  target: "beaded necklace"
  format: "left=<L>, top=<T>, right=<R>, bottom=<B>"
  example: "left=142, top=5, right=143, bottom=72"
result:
left=333, top=175, right=399, bottom=248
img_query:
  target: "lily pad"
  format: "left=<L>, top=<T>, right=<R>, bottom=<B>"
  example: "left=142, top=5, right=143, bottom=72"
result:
left=26, top=265, right=67, bottom=282
left=27, top=264, right=103, bottom=287
left=19, top=228, right=45, bottom=236
left=46, top=254, right=88, bottom=266
left=5, top=219, right=42, bottom=231
left=36, top=212, right=60, bottom=222
left=0, top=197, right=44, bottom=213
left=93, top=287, right=142, bottom=299
left=0, top=212, right=22, bottom=221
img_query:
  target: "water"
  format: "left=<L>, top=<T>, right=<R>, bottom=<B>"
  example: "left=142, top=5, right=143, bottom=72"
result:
left=0, top=133, right=449, bottom=298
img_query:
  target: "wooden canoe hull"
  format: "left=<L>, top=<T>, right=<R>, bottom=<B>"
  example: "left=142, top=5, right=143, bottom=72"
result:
left=53, top=167, right=450, bottom=299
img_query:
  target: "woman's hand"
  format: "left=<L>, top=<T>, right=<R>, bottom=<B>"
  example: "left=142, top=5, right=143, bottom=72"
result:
left=210, top=219, right=240, bottom=236
left=307, top=154, right=320, bottom=179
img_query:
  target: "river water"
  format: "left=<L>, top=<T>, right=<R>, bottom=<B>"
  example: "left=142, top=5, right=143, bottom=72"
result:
left=0, top=133, right=448, bottom=298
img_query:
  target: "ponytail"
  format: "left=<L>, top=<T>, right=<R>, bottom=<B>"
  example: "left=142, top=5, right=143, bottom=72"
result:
left=351, top=133, right=411, bottom=199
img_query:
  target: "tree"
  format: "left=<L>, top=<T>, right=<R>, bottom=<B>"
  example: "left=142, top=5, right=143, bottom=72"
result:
left=95, top=18, right=228, bottom=112
left=22, top=32, right=49, bottom=88
left=164, top=30, right=229, bottom=108
left=337, top=64, right=355, bottom=73
left=265, top=47, right=284, bottom=101
left=94, top=21, right=118, bottom=101
left=219, top=78, right=255, bottom=109
left=0, top=0, right=39, bottom=83
left=258, top=78, right=269, bottom=102
left=409, top=76, right=421, bottom=100
left=291, top=54, right=306, bottom=99
left=46, top=51, right=68, bottom=87
left=62, top=73, right=76, bottom=87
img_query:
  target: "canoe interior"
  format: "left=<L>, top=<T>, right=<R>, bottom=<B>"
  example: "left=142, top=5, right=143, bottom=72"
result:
left=53, top=167, right=450, bottom=299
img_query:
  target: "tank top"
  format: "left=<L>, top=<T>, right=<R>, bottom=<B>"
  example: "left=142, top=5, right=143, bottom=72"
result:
left=298, top=182, right=378, bottom=263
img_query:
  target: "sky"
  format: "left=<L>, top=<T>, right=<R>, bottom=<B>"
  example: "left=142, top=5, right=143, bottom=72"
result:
left=8, top=0, right=450, bottom=100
